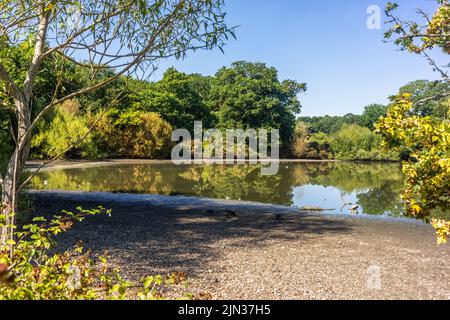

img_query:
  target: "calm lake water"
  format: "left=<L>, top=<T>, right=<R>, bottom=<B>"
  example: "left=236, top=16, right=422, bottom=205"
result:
left=30, top=161, right=407, bottom=217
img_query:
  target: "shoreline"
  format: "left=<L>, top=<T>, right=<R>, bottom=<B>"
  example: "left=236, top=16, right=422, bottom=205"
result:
left=29, top=190, right=450, bottom=300
left=25, top=158, right=401, bottom=172
left=27, top=189, right=422, bottom=226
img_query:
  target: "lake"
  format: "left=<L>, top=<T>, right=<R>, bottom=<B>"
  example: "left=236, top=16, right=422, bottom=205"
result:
left=29, top=161, right=407, bottom=218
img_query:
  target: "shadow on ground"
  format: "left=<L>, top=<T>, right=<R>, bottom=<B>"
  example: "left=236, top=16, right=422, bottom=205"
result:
left=30, top=192, right=352, bottom=278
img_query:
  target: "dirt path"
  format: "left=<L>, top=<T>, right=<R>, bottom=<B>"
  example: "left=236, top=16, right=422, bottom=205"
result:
left=29, top=190, right=450, bottom=300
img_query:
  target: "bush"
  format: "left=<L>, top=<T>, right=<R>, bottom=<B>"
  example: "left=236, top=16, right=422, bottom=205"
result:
left=31, top=99, right=102, bottom=160
left=96, top=110, right=173, bottom=159
left=0, top=207, right=190, bottom=300
left=376, top=94, right=450, bottom=244
left=291, top=122, right=310, bottom=158
left=330, top=124, right=398, bottom=161
left=291, top=123, right=331, bottom=159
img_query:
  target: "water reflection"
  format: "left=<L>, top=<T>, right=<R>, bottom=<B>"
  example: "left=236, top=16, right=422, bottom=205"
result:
left=30, top=162, right=406, bottom=217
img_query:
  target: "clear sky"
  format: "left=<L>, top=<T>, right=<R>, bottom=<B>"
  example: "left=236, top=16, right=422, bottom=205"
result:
left=152, top=0, right=445, bottom=116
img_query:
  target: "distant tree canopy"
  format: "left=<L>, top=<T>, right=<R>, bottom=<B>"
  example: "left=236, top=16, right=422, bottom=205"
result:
left=4, top=40, right=444, bottom=164
left=131, top=67, right=213, bottom=132
left=298, top=103, right=390, bottom=134
left=2, top=39, right=445, bottom=165
left=391, top=80, right=450, bottom=118
left=359, top=104, right=389, bottom=129
left=209, top=61, right=307, bottom=152
left=1, top=58, right=309, bottom=160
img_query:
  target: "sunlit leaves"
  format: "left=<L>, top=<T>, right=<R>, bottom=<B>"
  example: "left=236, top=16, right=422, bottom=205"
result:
left=376, top=94, right=450, bottom=244
left=431, top=219, right=450, bottom=244
left=385, top=1, right=449, bottom=54
left=384, top=1, right=449, bottom=77
left=0, top=206, right=190, bottom=300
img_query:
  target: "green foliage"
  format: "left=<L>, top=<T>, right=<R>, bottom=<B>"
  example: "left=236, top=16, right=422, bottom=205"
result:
left=298, top=114, right=359, bottom=134
left=291, top=122, right=330, bottom=159
left=391, top=80, right=450, bottom=118
left=330, top=124, right=397, bottom=161
left=0, top=207, right=191, bottom=300
left=358, top=104, right=389, bottom=129
left=291, top=122, right=311, bottom=158
left=96, top=110, right=173, bottom=159
left=132, top=68, right=212, bottom=131
left=0, top=114, right=11, bottom=176
left=299, top=104, right=388, bottom=135
left=31, top=100, right=101, bottom=160
left=376, top=94, right=450, bottom=243
left=292, top=120, right=398, bottom=161
left=209, top=61, right=307, bottom=154
left=0, top=207, right=130, bottom=300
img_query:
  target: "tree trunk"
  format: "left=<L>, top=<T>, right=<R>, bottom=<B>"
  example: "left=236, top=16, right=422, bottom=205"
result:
left=0, top=98, right=31, bottom=246
left=0, top=159, right=17, bottom=245
left=0, top=6, right=48, bottom=247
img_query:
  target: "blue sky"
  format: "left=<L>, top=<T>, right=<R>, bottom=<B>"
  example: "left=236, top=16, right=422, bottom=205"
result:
left=153, top=0, right=445, bottom=116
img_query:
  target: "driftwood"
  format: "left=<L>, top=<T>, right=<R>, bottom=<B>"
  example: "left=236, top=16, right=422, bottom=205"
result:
left=297, top=206, right=336, bottom=212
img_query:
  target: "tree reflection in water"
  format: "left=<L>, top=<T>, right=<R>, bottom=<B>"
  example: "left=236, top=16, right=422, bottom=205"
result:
left=30, top=162, right=405, bottom=217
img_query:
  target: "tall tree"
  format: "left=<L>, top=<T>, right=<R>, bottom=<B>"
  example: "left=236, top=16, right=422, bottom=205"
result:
left=359, top=104, right=388, bottom=129
left=209, top=61, right=306, bottom=153
left=0, top=0, right=234, bottom=245
left=132, top=67, right=212, bottom=131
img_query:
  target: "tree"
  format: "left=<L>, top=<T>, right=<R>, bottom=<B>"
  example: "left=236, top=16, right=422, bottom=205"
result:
left=132, top=67, right=213, bottom=131
left=384, top=0, right=449, bottom=80
left=330, top=124, right=385, bottom=161
left=391, top=80, right=450, bottom=118
left=96, top=110, right=173, bottom=159
left=381, top=0, right=450, bottom=243
left=32, top=99, right=101, bottom=159
left=209, top=61, right=306, bottom=154
left=358, top=104, right=388, bottom=129
left=291, top=122, right=310, bottom=159
left=376, top=95, right=450, bottom=243
left=298, top=115, right=361, bottom=134
left=0, top=0, right=234, bottom=245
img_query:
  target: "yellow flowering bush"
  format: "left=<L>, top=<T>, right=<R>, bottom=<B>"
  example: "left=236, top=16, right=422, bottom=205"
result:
left=431, top=219, right=450, bottom=245
left=376, top=94, right=450, bottom=244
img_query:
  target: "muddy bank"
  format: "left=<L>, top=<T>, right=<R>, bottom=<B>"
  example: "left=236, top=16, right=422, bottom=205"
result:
left=28, top=190, right=450, bottom=300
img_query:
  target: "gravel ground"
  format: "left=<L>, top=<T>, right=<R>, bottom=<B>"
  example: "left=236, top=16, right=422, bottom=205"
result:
left=29, top=190, right=450, bottom=300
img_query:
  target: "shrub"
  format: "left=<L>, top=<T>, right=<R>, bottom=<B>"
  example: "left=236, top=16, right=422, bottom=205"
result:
left=32, top=99, right=101, bottom=160
left=291, top=123, right=331, bottom=159
left=0, top=207, right=190, bottom=300
left=0, top=207, right=129, bottom=299
left=96, top=110, right=173, bottom=159
left=291, top=122, right=310, bottom=158
left=330, top=124, right=398, bottom=161
left=376, top=94, right=450, bottom=244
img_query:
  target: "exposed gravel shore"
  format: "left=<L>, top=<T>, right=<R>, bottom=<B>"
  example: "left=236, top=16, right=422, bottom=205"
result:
left=29, top=190, right=450, bottom=300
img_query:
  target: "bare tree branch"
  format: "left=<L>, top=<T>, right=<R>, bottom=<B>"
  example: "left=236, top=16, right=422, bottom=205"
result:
left=23, top=4, right=50, bottom=99
left=24, top=1, right=185, bottom=141
left=18, top=92, right=127, bottom=191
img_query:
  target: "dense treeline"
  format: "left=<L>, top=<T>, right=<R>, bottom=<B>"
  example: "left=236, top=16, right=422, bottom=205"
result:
left=295, top=80, right=449, bottom=161
left=0, top=42, right=306, bottom=159
left=1, top=40, right=448, bottom=162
